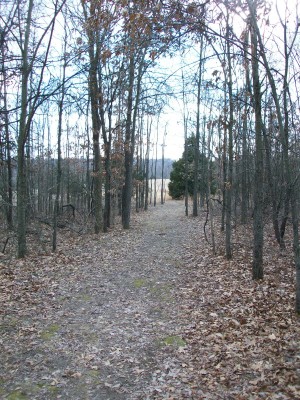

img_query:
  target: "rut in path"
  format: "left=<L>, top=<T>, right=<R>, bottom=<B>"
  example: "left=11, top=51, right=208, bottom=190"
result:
left=1, top=200, right=199, bottom=399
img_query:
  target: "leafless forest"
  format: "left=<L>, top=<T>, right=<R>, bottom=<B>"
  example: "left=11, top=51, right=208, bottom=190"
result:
left=1, top=1, right=300, bottom=398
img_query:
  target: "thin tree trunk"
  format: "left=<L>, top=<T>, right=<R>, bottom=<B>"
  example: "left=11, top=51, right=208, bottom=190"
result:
left=263, top=117, right=281, bottom=245
left=81, top=0, right=102, bottom=233
left=153, top=120, right=158, bottom=207
left=16, top=0, right=34, bottom=258
left=181, top=72, right=189, bottom=216
left=122, top=52, right=135, bottom=228
left=1, top=33, right=13, bottom=229
left=85, top=103, right=91, bottom=213
left=193, top=36, right=204, bottom=216
left=220, top=119, right=226, bottom=232
left=52, top=39, right=66, bottom=252
left=241, top=28, right=250, bottom=225
left=250, top=17, right=264, bottom=280
left=144, top=118, right=151, bottom=211
left=150, top=151, right=154, bottom=205
left=184, top=122, right=189, bottom=216
left=2, top=72, right=13, bottom=229
left=122, top=42, right=146, bottom=228
left=207, top=116, right=216, bottom=255
left=103, top=140, right=111, bottom=232
left=139, top=120, right=145, bottom=210
left=200, top=116, right=207, bottom=208
left=291, top=179, right=300, bottom=313
left=225, top=11, right=234, bottom=260
left=247, top=0, right=292, bottom=247
left=135, top=134, right=140, bottom=213
left=161, top=125, right=166, bottom=205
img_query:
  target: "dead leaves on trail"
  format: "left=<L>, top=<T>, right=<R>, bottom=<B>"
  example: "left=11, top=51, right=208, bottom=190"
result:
left=164, top=221, right=300, bottom=399
left=0, top=205, right=299, bottom=399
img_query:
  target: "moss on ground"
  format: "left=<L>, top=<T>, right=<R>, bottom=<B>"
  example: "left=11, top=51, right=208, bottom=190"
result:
left=40, top=323, right=60, bottom=340
left=150, top=283, right=174, bottom=302
left=133, top=278, right=148, bottom=288
left=6, top=390, right=28, bottom=400
left=161, top=335, right=186, bottom=347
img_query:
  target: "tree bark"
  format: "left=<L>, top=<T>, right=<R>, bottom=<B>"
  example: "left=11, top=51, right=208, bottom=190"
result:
left=225, top=10, right=234, bottom=260
left=122, top=53, right=135, bottom=229
left=16, top=0, right=34, bottom=258
left=52, top=38, right=67, bottom=252
left=144, top=117, right=151, bottom=211
left=291, top=180, right=300, bottom=313
left=81, top=0, right=103, bottom=233
left=250, top=15, right=264, bottom=280
left=247, top=0, right=300, bottom=305
left=182, top=72, right=189, bottom=216
left=1, top=49, right=13, bottom=229
left=241, top=28, right=250, bottom=225
left=161, top=126, right=166, bottom=205
left=193, top=36, right=204, bottom=217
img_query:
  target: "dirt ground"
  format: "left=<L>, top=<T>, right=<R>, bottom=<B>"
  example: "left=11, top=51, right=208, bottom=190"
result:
left=0, top=200, right=299, bottom=399
left=1, top=201, right=199, bottom=399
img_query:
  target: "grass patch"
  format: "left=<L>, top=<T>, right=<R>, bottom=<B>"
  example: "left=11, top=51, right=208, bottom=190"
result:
left=161, top=335, right=186, bottom=347
left=0, top=318, right=18, bottom=333
left=133, top=278, right=148, bottom=288
left=87, top=369, right=101, bottom=382
left=40, top=324, right=60, bottom=340
left=0, top=380, right=6, bottom=396
left=45, top=385, right=60, bottom=396
left=150, top=283, right=174, bottom=302
left=6, top=390, right=28, bottom=400
left=33, top=383, right=60, bottom=398
left=77, top=293, right=92, bottom=301
left=87, top=369, right=100, bottom=377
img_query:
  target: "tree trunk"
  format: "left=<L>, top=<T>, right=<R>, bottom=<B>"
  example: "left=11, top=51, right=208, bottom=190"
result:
left=122, top=53, right=135, bottom=229
left=250, top=17, right=264, bottom=280
left=0, top=30, right=13, bottom=229
left=153, top=119, right=159, bottom=208
left=2, top=66, right=13, bottom=229
left=52, top=40, right=66, bottom=252
left=220, top=119, right=226, bottom=232
left=81, top=0, right=103, bottom=233
left=144, top=117, right=151, bottom=211
left=181, top=71, right=189, bottom=216
left=16, top=0, right=34, bottom=258
left=193, top=36, right=204, bottom=217
left=263, top=116, right=281, bottom=245
left=207, top=116, right=216, bottom=255
left=247, top=0, right=300, bottom=302
left=161, top=126, right=166, bottom=205
left=184, top=124, right=189, bottom=216
left=291, top=181, right=300, bottom=313
left=241, top=28, right=250, bottom=225
left=225, top=12, right=234, bottom=260
left=122, top=46, right=144, bottom=227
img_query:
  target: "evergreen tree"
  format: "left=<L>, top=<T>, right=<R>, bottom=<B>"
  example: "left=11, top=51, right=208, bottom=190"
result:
left=168, top=136, right=213, bottom=200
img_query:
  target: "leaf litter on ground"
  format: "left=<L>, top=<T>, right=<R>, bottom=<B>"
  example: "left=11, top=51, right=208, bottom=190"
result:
left=0, top=201, right=299, bottom=399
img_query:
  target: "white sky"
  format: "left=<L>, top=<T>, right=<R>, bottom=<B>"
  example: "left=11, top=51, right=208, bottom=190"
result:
left=4, top=0, right=298, bottom=162
left=156, top=0, right=300, bottom=161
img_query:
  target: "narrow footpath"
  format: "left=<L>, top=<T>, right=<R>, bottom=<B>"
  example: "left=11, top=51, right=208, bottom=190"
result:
left=2, top=200, right=299, bottom=399
left=1, top=200, right=201, bottom=399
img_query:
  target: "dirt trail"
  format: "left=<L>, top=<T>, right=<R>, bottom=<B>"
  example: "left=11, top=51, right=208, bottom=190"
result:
left=1, top=200, right=199, bottom=399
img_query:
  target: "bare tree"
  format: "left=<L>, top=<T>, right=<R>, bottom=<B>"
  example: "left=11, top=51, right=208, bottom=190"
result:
left=249, top=5, right=264, bottom=279
left=247, top=0, right=300, bottom=308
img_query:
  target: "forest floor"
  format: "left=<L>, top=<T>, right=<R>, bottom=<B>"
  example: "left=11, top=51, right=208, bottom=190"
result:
left=0, top=200, right=299, bottom=399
